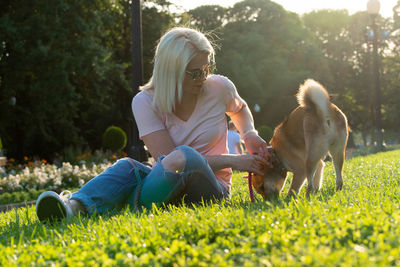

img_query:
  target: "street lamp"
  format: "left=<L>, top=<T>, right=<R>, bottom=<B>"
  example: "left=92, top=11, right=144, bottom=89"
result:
left=367, top=0, right=385, bottom=151
left=130, top=0, right=148, bottom=162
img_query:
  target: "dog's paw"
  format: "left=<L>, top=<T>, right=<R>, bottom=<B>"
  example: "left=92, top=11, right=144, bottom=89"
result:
left=335, top=181, right=343, bottom=191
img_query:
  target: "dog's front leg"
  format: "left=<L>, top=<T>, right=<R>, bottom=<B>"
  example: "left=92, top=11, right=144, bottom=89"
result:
left=287, top=170, right=306, bottom=197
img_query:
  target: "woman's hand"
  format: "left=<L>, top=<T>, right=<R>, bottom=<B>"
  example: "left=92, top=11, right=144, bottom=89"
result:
left=243, top=131, right=271, bottom=166
left=231, top=153, right=269, bottom=176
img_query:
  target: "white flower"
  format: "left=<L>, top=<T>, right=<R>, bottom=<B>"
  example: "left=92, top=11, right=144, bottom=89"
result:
left=1, top=161, right=114, bottom=192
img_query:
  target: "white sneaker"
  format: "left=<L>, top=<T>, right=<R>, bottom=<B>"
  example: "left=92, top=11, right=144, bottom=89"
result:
left=36, top=191, right=74, bottom=222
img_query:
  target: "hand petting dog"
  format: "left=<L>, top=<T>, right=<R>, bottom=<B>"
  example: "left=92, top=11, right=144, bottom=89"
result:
left=242, top=131, right=273, bottom=171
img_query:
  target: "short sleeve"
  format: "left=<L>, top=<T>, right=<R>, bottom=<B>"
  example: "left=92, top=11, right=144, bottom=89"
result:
left=212, top=75, right=245, bottom=115
left=131, top=91, right=165, bottom=138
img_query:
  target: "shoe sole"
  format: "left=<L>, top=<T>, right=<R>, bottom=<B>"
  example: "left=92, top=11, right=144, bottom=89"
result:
left=36, top=196, right=66, bottom=222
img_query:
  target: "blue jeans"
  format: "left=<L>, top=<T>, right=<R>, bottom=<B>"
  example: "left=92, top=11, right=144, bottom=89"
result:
left=71, top=145, right=228, bottom=214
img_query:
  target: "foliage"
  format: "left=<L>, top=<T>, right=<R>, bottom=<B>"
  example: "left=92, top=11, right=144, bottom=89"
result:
left=303, top=9, right=394, bottom=142
left=102, top=126, right=127, bottom=152
left=0, top=0, right=127, bottom=160
left=188, top=5, right=228, bottom=32
left=303, top=10, right=370, bottom=137
left=0, top=189, right=45, bottom=205
left=60, top=147, right=124, bottom=166
left=0, top=0, right=175, bottom=161
left=213, top=0, right=329, bottom=128
left=97, top=0, right=175, bottom=148
left=381, top=1, right=400, bottom=138
left=0, top=150, right=400, bottom=265
left=142, top=2, right=176, bottom=82
left=257, top=125, right=273, bottom=143
left=0, top=150, right=128, bottom=196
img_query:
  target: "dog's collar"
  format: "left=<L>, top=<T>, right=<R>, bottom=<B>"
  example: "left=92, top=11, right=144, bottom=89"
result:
left=267, top=146, right=287, bottom=174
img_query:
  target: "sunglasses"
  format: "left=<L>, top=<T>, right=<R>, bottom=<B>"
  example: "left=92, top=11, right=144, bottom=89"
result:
left=185, top=64, right=216, bottom=80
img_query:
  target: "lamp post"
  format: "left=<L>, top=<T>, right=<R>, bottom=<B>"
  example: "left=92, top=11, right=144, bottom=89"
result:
left=129, top=0, right=148, bottom=161
left=367, top=0, right=384, bottom=151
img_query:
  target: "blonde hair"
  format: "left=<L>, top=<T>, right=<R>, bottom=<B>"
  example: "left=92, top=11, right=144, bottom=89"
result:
left=140, top=27, right=215, bottom=113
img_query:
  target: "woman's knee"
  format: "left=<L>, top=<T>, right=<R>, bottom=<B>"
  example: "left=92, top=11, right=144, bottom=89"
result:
left=161, top=149, right=186, bottom=173
left=174, top=145, right=209, bottom=172
left=161, top=146, right=208, bottom=173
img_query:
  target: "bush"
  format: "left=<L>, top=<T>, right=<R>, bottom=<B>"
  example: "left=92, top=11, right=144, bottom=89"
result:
left=257, top=125, right=274, bottom=143
left=102, top=126, right=127, bottom=152
left=0, top=188, right=78, bottom=205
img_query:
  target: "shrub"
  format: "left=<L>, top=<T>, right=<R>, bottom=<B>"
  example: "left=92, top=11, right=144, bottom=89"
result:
left=0, top=188, right=77, bottom=205
left=257, top=125, right=274, bottom=143
left=102, top=126, right=127, bottom=152
left=0, top=193, right=11, bottom=205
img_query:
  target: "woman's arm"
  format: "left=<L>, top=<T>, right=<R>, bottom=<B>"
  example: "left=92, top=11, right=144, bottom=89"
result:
left=205, top=153, right=268, bottom=176
left=141, top=129, right=176, bottom=161
left=142, top=129, right=267, bottom=175
left=229, top=104, right=271, bottom=162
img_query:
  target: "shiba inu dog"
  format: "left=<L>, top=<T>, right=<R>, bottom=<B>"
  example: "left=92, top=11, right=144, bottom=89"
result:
left=252, top=79, right=348, bottom=199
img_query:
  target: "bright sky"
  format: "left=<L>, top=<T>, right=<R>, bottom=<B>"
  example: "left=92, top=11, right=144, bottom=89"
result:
left=170, top=0, right=397, bottom=18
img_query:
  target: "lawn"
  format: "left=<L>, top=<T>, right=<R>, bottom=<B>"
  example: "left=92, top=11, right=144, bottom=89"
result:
left=1, top=150, right=400, bottom=266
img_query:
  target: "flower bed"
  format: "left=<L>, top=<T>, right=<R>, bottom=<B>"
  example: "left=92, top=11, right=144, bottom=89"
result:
left=0, top=161, right=113, bottom=194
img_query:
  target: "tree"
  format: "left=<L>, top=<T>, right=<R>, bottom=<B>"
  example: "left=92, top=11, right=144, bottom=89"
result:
left=303, top=9, right=393, bottom=144
left=381, top=1, right=400, bottom=142
left=214, top=0, right=327, bottom=128
left=187, top=5, right=228, bottom=32
left=0, top=0, right=128, bottom=159
left=0, top=0, right=176, bottom=160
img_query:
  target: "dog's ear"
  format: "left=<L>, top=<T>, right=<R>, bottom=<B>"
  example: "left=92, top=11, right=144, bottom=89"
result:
left=266, top=146, right=275, bottom=167
left=251, top=174, right=266, bottom=198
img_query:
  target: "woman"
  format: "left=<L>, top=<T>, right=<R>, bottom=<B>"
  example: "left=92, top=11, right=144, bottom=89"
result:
left=35, top=27, right=269, bottom=222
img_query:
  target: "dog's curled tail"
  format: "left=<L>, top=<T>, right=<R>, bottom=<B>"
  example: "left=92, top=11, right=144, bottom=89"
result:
left=296, top=79, right=330, bottom=120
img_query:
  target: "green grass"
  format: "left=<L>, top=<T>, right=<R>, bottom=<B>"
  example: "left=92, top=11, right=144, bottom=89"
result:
left=1, top=150, right=400, bottom=266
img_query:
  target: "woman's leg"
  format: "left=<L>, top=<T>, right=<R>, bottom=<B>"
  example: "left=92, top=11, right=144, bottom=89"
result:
left=174, top=145, right=228, bottom=204
left=36, top=158, right=151, bottom=221
left=71, top=158, right=151, bottom=214
left=136, top=145, right=228, bottom=209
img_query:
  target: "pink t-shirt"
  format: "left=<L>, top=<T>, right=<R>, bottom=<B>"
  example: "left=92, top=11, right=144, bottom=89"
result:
left=131, top=75, right=245, bottom=192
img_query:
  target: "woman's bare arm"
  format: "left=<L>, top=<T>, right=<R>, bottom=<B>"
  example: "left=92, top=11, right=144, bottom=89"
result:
left=141, top=129, right=176, bottom=161
left=142, top=127, right=267, bottom=175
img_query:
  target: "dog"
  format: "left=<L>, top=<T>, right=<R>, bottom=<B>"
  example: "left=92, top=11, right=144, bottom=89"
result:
left=252, top=79, right=348, bottom=199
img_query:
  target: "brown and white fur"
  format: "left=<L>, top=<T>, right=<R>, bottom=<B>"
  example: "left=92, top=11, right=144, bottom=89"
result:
left=252, top=79, right=348, bottom=199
